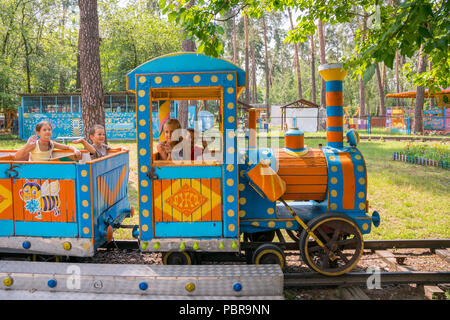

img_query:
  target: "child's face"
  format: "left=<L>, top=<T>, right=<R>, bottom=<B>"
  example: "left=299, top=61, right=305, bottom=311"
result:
left=164, top=123, right=177, bottom=143
left=36, top=124, right=52, bottom=140
left=90, top=128, right=106, bottom=145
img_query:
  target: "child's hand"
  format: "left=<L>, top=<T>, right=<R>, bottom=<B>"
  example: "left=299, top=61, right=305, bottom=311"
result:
left=27, top=135, right=38, bottom=146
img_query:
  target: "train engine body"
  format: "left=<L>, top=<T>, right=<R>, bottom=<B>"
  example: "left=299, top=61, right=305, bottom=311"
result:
left=128, top=54, right=380, bottom=275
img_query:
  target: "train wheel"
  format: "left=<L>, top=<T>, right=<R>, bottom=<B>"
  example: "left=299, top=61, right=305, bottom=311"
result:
left=162, top=251, right=193, bottom=265
left=299, top=213, right=364, bottom=276
left=252, top=244, right=286, bottom=269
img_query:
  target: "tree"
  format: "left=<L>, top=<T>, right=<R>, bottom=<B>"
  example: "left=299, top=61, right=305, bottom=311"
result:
left=317, top=19, right=326, bottom=109
left=78, top=0, right=105, bottom=141
left=288, top=8, right=302, bottom=99
left=262, top=14, right=270, bottom=118
left=414, top=45, right=427, bottom=133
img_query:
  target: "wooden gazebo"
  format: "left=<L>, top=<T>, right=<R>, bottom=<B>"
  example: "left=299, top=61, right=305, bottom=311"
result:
left=280, top=99, right=319, bottom=131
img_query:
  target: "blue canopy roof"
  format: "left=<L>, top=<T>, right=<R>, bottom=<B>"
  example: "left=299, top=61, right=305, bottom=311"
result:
left=126, top=52, right=246, bottom=91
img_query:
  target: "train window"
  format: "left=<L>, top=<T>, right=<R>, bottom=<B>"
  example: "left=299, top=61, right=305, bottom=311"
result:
left=151, top=96, right=223, bottom=166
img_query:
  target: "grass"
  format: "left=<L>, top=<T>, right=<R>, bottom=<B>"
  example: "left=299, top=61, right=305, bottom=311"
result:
left=1, top=136, right=449, bottom=240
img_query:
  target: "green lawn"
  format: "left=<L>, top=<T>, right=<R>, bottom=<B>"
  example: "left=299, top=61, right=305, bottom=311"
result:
left=1, top=137, right=449, bottom=240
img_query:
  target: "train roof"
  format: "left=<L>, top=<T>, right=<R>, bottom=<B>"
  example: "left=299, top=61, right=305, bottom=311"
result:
left=126, top=52, right=246, bottom=92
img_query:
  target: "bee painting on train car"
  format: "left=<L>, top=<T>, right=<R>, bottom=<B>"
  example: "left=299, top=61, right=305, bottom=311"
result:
left=18, top=180, right=61, bottom=219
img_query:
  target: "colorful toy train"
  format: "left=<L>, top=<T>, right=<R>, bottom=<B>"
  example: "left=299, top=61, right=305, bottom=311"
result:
left=0, top=53, right=380, bottom=276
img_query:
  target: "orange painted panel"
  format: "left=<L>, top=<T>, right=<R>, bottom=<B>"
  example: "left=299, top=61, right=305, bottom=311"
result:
left=339, top=152, right=355, bottom=210
left=13, top=179, right=75, bottom=222
left=0, top=179, right=13, bottom=220
left=285, top=185, right=327, bottom=194
left=326, top=91, right=343, bottom=106
left=281, top=175, right=328, bottom=185
left=327, top=116, right=343, bottom=128
left=327, top=131, right=343, bottom=142
left=283, top=193, right=324, bottom=201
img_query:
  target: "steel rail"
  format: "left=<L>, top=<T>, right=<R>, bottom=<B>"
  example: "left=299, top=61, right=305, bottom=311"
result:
left=283, top=271, right=450, bottom=288
left=106, top=239, right=450, bottom=251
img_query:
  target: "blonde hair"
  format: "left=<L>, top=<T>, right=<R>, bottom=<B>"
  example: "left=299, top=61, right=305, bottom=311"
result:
left=164, top=118, right=181, bottom=130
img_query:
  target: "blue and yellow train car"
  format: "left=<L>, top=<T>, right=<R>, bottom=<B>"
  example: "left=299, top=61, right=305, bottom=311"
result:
left=127, top=54, right=380, bottom=275
left=0, top=149, right=131, bottom=256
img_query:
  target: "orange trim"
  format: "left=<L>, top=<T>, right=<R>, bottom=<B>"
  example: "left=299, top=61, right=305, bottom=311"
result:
left=285, top=135, right=304, bottom=150
left=326, top=91, right=343, bottom=106
left=327, top=131, right=343, bottom=142
left=339, top=152, right=355, bottom=210
left=327, top=116, right=343, bottom=128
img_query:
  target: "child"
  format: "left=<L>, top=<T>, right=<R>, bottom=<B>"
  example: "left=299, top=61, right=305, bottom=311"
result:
left=14, top=120, right=82, bottom=161
left=156, top=118, right=182, bottom=160
left=186, top=128, right=207, bottom=161
left=73, top=125, right=111, bottom=160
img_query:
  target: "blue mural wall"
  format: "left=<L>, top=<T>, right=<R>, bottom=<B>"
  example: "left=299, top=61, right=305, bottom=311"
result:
left=19, top=110, right=176, bottom=141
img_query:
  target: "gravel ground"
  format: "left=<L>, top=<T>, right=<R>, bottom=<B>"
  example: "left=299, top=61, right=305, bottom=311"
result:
left=85, top=245, right=450, bottom=300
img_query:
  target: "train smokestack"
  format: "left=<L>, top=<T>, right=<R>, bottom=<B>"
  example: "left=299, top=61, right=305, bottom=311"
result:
left=319, top=63, right=347, bottom=149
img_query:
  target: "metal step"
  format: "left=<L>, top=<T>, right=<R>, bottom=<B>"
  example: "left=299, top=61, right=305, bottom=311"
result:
left=0, top=261, right=284, bottom=300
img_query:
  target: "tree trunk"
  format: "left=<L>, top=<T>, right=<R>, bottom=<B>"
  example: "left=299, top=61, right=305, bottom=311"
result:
left=78, top=0, right=105, bottom=142
left=395, top=50, right=401, bottom=107
left=317, top=19, right=326, bottom=108
left=244, top=14, right=250, bottom=104
left=59, top=2, right=67, bottom=93
left=289, top=9, right=302, bottom=99
left=251, top=42, right=257, bottom=103
left=262, top=15, right=270, bottom=118
left=359, top=14, right=368, bottom=116
left=375, top=64, right=385, bottom=116
left=414, top=45, right=427, bottom=134
left=428, top=60, right=435, bottom=106
left=232, top=15, right=237, bottom=64
left=310, top=34, right=316, bottom=104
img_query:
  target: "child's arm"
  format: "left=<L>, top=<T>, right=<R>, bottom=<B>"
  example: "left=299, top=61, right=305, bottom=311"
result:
left=13, top=135, right=37, bottom=161
left=156, top=142, right=169, bottom=160
left=72, top=138, right=96, bottom=155
left=53, top=141, right=82, bottom=159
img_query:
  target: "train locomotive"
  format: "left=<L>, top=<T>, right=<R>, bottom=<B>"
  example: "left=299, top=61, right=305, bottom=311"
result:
left=0, top=53, right=380, bottom=276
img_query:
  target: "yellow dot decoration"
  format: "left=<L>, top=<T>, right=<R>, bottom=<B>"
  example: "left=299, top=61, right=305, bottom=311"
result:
left=359, top=202, right=366, bottom=210
left=329, top=156, right=336, bottom=161
left=138, top=90, right=146, bottom=97
left=227, top=179, right=234, bottom=186
left=251, top=222, right=259, bottom=227
left=211, top=75, right=218, bottom=82
left=139, top=105, right=146, bottom=112
left=82, top=213, right=89, bottom=219
left=141, top=165, right=148, bottom=173
left=357, top=165, right=364, bottom=172
left=239, top=197, right=247, bottom=205
left=331, top=166, right=338, bottom=172
left=83, top=227, right=90, bottom=234
left=141, top=195, right=148, bottom=203
left=227, top=209, right=235, bottom=217
left=142, top=209, right=149, bottom=217
left=185, top=283, right=195, bottom=292
left=227, top=74, right=234, bottom=81
left=228, top=224, right=235, bottom=232
left=139, top=132, right=146, bottom=140
left=228, top=116, right=235, bottom=123
left=267, top=208, right=274, bottom=215
left=227, top=195, right=234, bottom=203
left=330, top=203, right=338, bottom=210
left=358, top=192, right=365, bottom=199
left=240, top=170, right=245, bottom=177
left=139, top=119, right=146, bottom=126
left=81, top=185, right=88, bottom=192
left=359, top=177, right=366, bottom=185
left=268, top=221, right=275, bottom=228
left=3, top=277, right=13, bottom=287
left=355, top=155, right=362, bottom=160
left=139, top=148, right=147, bottom=156
left=142, top=225, right=148, bottom=232
left=227, top=164, right=234, bottom=172
left=141, top=180, right=148, bottom=187
left=228, top=147, right=235, bottom=154
left=227, top=87, right=234, bottom=94
left=193, top=75, right=201, bottom=83
left=286, top=221, right=293, bottom=228
left=362, top=223, right=369, bottom=231
left=82, top=200, right=89, bottom=207
left=139, top=76, right=146, bottom=83
left=331, top=190, right=337, bottom=197
left=81, top=170, right=88, bottom=177
left=154, top=76, right=162, bottom=84
left=172, top=76, right=180, bottom=83
left=239, top=210, right=246, bottom=217
left=238, top=184, right=245, bottom=191
left=83, top=242, right=91, bottom=250
left=227, top=102, right=234, bottom=109
left=228, top=130, right=235, bottom=139
left=331, top=177, right=338, bottom=184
